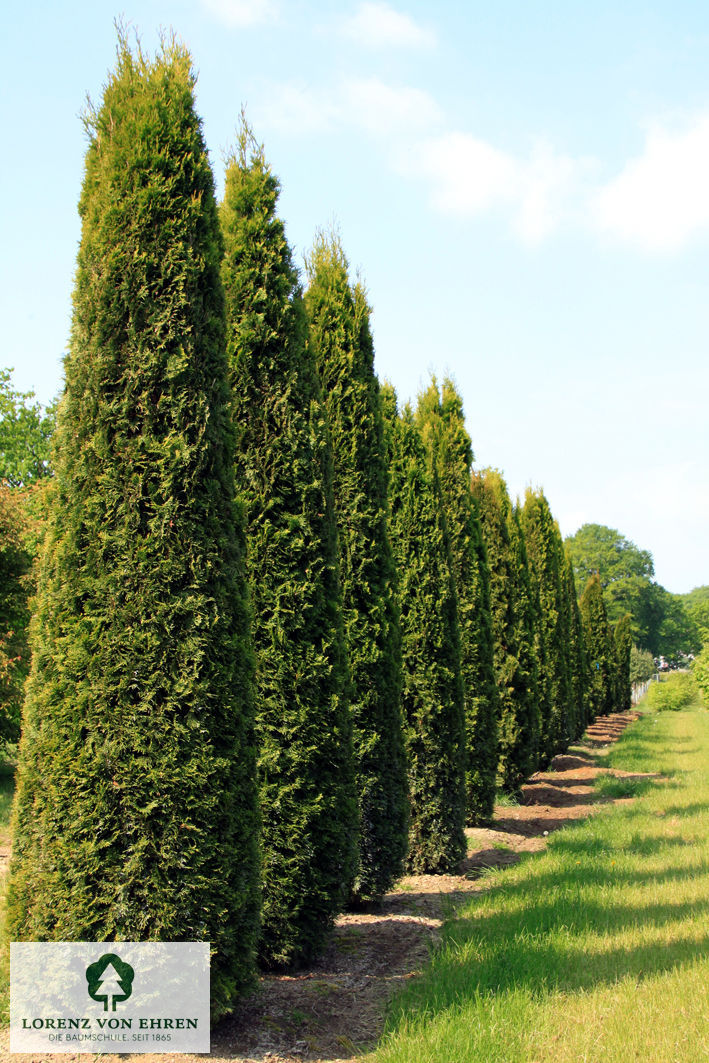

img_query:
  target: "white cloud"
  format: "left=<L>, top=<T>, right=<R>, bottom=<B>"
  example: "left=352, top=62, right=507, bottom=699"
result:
left=342, top=78, right=442, bottom=135
left=401, top=131, right=579, bottom=243
left=406, top=132, right=517, bottom=215
left=594, top=114, right=709, bottom=251
left=340, top=2, right=435, bottom=49
left=257, top=83, right=340, bottom=134
left=201, top=0, right=278, bottom=28
left=515, top=141, right=580, bottom=244
left=257, top=77, right=441, bottom=138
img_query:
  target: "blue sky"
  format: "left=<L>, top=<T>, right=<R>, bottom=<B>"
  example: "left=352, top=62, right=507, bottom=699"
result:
left=2, top=1, right=708, bottom=592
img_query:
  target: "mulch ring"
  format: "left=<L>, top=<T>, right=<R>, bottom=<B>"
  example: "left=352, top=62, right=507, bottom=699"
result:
left=2, top=710, right=661, bottom=1063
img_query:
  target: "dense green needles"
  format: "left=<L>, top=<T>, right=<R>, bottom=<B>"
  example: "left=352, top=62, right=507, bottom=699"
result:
left=7, top=35, right=260, bottom=1016
left=220, top=128, right=358, bottom=966
left=304, top=233, right=408, bottom=903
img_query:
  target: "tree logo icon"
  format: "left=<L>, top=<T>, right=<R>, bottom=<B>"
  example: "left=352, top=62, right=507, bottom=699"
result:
left=85, top=953, right=135, bottom=1012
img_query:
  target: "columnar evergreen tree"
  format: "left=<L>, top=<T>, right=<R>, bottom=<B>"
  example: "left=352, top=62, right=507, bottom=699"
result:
left=415, top=379, right=498, bottom=824
left=8, top=35, right=259, bottom=1016
left=579, top=574, right=615, bottom=719
left=220, top=126, right=358, bottom=965
left=303, top=233, right=408, bottom=902
left=381, top=385, right=466, bottom=874
left=613, top=613, right=633, bottom=714
left=0, top=486, right=33, bottom=744
left=521, top=489, right=574, bottom=760
left=563, top=547, right=590, bottom=738
left=471, top=469, right=540, bottom=795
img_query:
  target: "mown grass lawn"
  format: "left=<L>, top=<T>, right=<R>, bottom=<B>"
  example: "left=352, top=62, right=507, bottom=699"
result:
left=369, top=702, right=709, bottom=1063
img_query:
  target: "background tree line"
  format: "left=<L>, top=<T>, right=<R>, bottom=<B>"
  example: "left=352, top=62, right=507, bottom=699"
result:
left=1, top=30, right=700, bottom=1020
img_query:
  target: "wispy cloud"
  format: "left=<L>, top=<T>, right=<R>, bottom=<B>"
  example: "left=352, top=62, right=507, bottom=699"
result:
left=399, top=132, right=581, bottom=244
left=593, top=114, right=709, bottom=251
left=257, top=77, right=442, bottom=137
left=201, top=0, right=278, bottom=28
left=256, top=59, right=709, bottom=253
left=342, top=78, right=443, bottom=135
left=340, top=2, right=435, bottom=50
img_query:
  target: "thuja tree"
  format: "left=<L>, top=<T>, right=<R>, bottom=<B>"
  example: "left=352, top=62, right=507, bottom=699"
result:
left=613, top=613, right=633, bottom=714
left=471, top=469, right=540, bottom=795
left=0, top=486, right=34, bottom=744
left=521, top=489, right=574, bottom=760
left=416, top=380, right=498, bottom=824
left=7, top=36, right=260, bottom=1016
left=381, top=385, right=466, bottom=874
left=563, top=547, right=590, bottom=738
left=220, top=129, right=358, bottom=964
left=579, top=574, right=615, bottom=719
left=304, top=233, right=408, bottom=902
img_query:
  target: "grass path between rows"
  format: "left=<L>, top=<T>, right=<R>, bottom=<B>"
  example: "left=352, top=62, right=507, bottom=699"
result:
left=367, top=703, right=709, bottom=1063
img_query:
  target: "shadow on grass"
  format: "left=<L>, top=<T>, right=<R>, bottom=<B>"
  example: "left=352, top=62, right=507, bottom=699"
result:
left=383, top=867, right=709, bottom=1035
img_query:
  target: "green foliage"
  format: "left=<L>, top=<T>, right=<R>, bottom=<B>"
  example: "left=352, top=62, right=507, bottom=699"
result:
left=681, top=586, right=709, bottom=645
left=0, top=368, right=56, bottom=487
left=563, top=546, right=590, bottom=738
left=471, top=469, right=540, bottom=797
left=382, top=386, right=466, bottom=874
left=646, top=672, right=698, bottom=711
left=7, top=34, right=259, bottom=1017
left=221, top=129, right=358, bottom=964
left=304, top=231, right=407, bottom=903
left=0, top=487, right=34, bottom=745
left=579, top=574, right=615, bottom=719
left=565, top=523, right=654, bottom=589
left=629, top=644, right=655, bottom=685
left=566, top=523, right=699, bottom=658
left=655, top=589, right=702, bottom=660
left=416, top=380, right=498, bottom=825
left=520, top=489, right=574, bottom=759
left=613, top=613, right=633, bottom=714
left=692, top=649, right=709, bottom=704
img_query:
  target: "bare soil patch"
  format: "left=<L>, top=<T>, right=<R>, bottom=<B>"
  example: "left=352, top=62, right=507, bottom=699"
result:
left=2, top=710, right=655, bottom=1063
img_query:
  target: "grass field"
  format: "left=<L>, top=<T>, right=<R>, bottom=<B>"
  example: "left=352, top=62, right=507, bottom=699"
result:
left=369, top=701, right=709, bottom=1063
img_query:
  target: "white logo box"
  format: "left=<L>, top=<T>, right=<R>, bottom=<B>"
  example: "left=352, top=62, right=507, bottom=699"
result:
left=10, top=942, right=210, bottom=1054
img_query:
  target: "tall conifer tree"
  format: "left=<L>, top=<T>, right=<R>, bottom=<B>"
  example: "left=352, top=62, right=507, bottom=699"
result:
left=472, top=469, right=541, bottom=794
left=579, top=574, right=615, bottom=719
left=8, top=35, right=259, bottom=1015
left=613, top=613, right=633, bottom=714
left=304, top=234, right=408, bottom=902
left=416, top=379, right=498, bottom=824
left=220, top=127, right=358, bottom=965
left=563, top=547, right=590, bottom=738
left=381, top=386, right=466, bottom=873
left=521, top=489, right=574, bottom=760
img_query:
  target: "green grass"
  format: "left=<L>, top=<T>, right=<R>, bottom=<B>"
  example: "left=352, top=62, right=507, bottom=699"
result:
left=593, top=773, right=655, bottom=799
left=369, top=702, right=709, bottom=1063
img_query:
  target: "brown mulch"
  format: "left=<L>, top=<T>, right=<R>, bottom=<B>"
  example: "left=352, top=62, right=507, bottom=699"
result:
left=1, top=710, right=654, bottom=1063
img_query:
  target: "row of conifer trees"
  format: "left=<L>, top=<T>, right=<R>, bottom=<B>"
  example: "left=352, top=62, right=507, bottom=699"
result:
left=7, top=35, right=631, bottom=1018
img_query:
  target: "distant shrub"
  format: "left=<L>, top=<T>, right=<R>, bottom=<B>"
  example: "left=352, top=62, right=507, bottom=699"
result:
left=646, top=672, right=698, bottom=711
left=692, top=650, right=709, bottom=706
